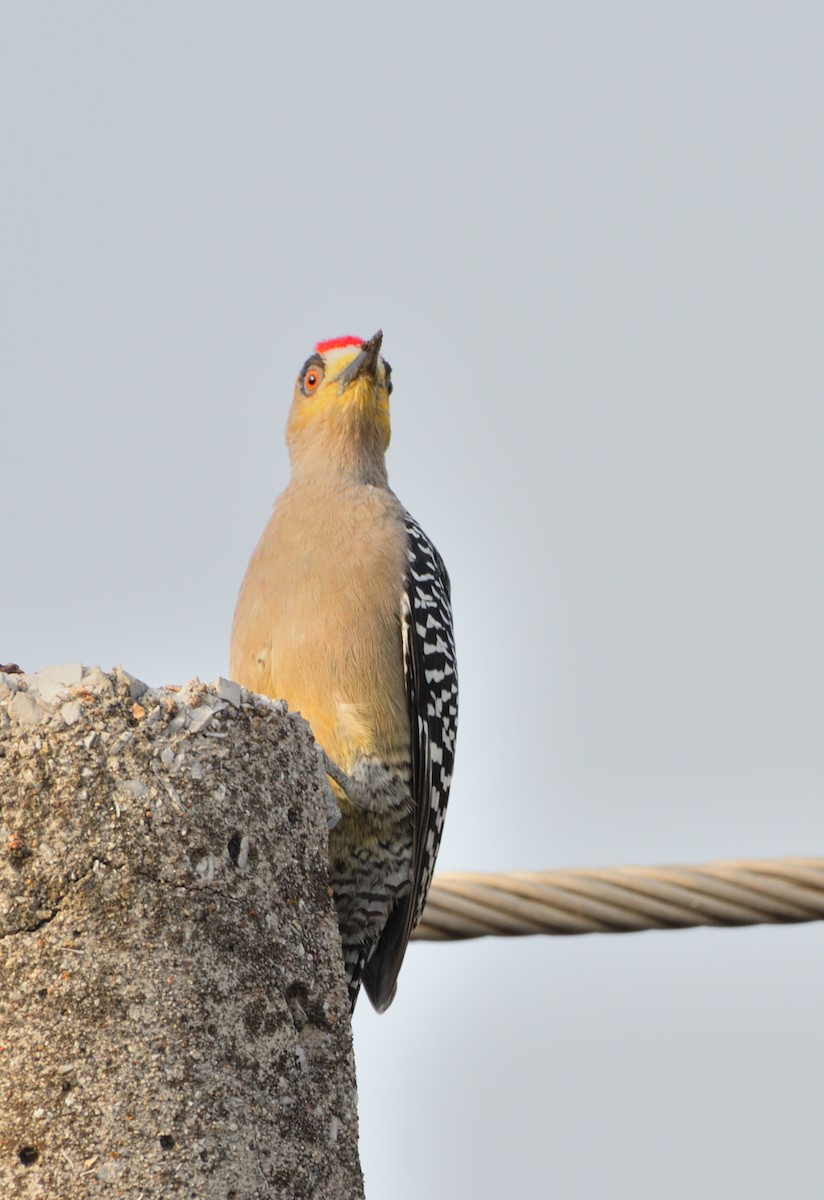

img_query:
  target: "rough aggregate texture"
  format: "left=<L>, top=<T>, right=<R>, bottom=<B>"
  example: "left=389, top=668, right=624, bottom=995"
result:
left=0, top=665, right=364, bottom=1199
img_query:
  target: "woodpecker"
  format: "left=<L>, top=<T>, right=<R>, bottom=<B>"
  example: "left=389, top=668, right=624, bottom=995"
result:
left=230, top=331, right=458, bottom=1012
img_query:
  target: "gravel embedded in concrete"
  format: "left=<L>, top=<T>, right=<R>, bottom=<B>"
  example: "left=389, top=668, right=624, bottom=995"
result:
left=0, top=664, right=364, bottom=1200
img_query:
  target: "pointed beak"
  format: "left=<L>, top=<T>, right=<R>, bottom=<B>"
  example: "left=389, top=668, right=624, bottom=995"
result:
left=338, top=330, right=383, bottom=391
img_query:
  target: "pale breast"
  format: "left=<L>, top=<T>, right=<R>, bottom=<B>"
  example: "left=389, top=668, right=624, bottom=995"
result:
left=230, top=482, right=411, bottom=771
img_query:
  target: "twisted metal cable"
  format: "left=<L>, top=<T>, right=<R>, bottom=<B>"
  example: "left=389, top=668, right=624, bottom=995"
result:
left=413, top=857, right=824, bottom=941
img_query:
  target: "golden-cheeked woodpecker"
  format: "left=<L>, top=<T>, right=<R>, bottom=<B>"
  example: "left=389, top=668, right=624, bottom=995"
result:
left=230, top=331, right=458, bottom=1012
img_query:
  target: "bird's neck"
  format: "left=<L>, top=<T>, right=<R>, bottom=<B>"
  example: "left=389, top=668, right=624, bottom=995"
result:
left=288, top=413, right=390, bottom=488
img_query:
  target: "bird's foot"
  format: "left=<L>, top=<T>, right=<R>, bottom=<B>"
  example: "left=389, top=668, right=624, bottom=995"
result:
left=321, top=750, right=410, bottom=815
left=314, top=745, right=342, bottom=830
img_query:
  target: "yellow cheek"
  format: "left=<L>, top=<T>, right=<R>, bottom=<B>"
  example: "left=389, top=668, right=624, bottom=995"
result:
left=287, top=379, right=391, bottom=448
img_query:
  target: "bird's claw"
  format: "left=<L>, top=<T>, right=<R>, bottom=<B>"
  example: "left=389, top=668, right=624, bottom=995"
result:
left=315, top=744, right=342, bottom=830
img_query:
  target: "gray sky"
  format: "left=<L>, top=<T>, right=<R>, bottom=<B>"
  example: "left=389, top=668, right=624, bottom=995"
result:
left=3, top=3, right=823, bottom=1197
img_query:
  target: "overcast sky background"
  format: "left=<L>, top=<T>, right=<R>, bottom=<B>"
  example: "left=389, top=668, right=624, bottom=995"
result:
left=3, top=3, right=823, bottom=1197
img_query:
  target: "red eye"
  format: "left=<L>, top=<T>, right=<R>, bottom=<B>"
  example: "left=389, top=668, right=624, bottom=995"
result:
left=304, top=368, right=323, bottom=394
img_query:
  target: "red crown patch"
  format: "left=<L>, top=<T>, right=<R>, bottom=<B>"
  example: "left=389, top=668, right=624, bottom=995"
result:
left=315, top=335, right=363, bottom=354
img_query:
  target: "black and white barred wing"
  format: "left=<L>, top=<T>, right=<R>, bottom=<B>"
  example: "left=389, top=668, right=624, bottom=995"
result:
left=401, top=515, right=458, bottom=926
left=361, top=513, right=458, bottom=1012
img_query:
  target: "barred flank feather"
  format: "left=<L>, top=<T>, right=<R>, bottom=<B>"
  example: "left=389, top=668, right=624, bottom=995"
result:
left=360, top=515, right=458, bottom=1012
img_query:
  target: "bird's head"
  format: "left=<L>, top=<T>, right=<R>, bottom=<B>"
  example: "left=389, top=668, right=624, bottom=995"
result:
left=286, top=331, right=393, bottom=483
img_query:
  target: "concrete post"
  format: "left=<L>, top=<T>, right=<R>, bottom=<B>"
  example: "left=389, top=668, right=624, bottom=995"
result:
left=0, top=665, right=364, bottom=1199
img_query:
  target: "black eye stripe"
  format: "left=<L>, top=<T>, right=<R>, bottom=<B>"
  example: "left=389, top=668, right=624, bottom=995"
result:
left=299, top=354, right=325, bottom=395
left=300, top=354, right=324, bottom=380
